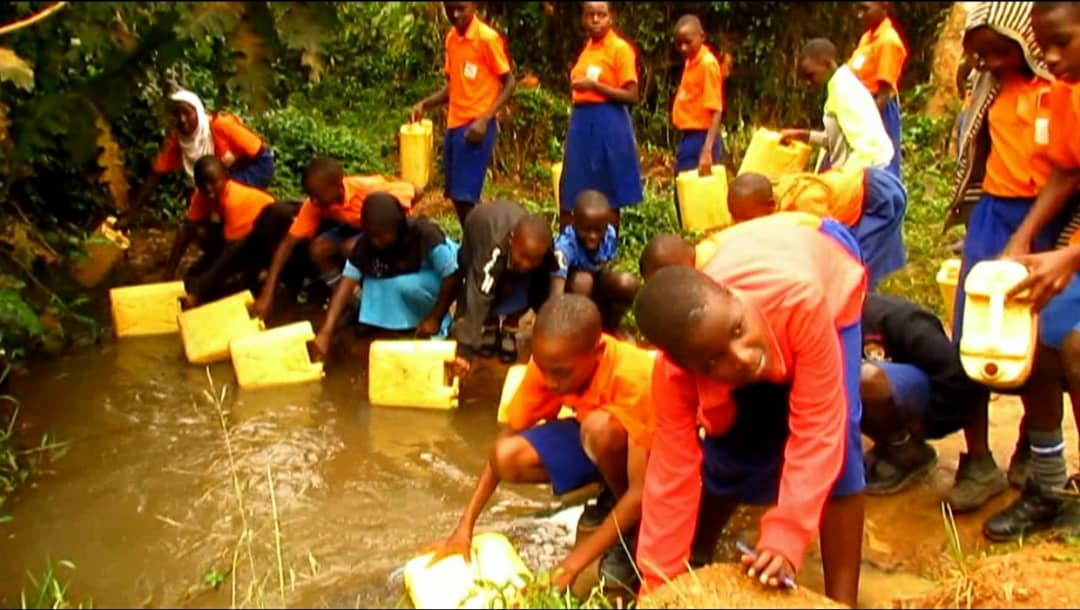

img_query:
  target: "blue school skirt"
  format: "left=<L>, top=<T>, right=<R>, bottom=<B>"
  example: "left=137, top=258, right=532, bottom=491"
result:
left=701, top=219, right=866, bottom=502
left=853, top=167, right=908, bottom=290
left=229, top=147, right=276, bottom=190
left=443, top=120, right=498, bottom=204
left=673, top=129, right=725, bottom=226
left=881, top=97, right=902, bottom=180
left=952, top=194, right=1068, bottom=342
left=559, top=102, right=644, bottom=212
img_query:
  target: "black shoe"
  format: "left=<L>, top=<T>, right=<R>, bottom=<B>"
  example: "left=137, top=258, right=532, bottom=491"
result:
left=865, top=440, right=936, bottom=496
left=478, top=326, right=498, bottom=359
left=983, top=480, right=1064, bottom=542
left=497, top=326, right=519, bottom=364
left=599, top=532, right=639, bottom=594
left=578, top=488, right=617, bottom=532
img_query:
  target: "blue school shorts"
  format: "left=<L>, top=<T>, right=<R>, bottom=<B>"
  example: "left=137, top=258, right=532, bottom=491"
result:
left=519, top=418, right=602, bottom=496
left=443, top=120, right=498, bottom=204
left=229, top=147, right=275, bottom=190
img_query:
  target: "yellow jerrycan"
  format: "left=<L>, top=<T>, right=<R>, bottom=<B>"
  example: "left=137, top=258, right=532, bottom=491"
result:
left=676, top=165, right=731, bottom=233
left=496, top=364, right=575, bottom=424
left=959, top=260, right=1038, bottom=390
left=71, top=216, right=131, bottom=289
left=936, top=258, right=962, bottom=330
left=178, top=291, right=264, bottom=364
left=109, top=281, right=187, bottom=338
left=368, top=340, right=459, bottom=409
left=737, top=128, right=813, bottom=180
left=229, top=321, right=325, bottom=391
left=400, top=119, right=434, bottom=189
left=403, top=532, right=531, bottom=610
left=552, top=161, right=563, bottom=209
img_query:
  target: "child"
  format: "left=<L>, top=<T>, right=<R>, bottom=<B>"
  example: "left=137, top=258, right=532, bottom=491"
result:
left=313, top=193, right=461, bottom=359
left=550, top=190, right=639, bottom=334
left=633, top=214, right=867, bottom=608
left=253, top=156, right=418, bottom=320
left=780, top=39, right=895, bottom=174
left=163, top=155, right=294, bottom=306
left=849, top=2, right=908, bottom=179
left=453, top=200, right=555, bottom=368
left=727, top=166, right=908, bottom=290
left=671, top=14, right=726, bottom=226
left=860, top=293, right=1007, bottom=510
left=409, top=2, right=515, bottom=226
left=426, top=294, right=654, bottom=592
left=559, top=1, right=644, bottom=231
left=129, top=87, right=274, bottom=222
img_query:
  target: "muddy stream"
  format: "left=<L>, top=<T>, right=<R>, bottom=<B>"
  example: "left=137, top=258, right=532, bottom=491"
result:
left=0, top=320, right=1076, bottom=608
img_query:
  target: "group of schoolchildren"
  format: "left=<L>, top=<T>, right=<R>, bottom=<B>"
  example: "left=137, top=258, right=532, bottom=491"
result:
left=125, top=0, right=1080, bottom=606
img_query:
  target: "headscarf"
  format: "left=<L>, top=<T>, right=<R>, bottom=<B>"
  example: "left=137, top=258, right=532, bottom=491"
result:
left=169, top=88, right=214, bottom=181
left=945, top=2, right=1051, bottom=231
left=348, top=192, right=447, bottom=279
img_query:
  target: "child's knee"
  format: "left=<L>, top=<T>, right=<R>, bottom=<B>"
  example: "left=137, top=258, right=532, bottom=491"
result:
left=579, top=410, right=628, bottom=464
left=1062, top=331, right=1080, bottom=387
left=566, top=270, right=595, bottom=296
left=859, top=362, right=892, bottom=403
left=490, top=435, right=540, bottom=482
left=308, top=236, right=337, bottom=263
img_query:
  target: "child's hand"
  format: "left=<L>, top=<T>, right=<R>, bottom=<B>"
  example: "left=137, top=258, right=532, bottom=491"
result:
left=551, top=563, right=580, bottom=591
left=741, top=547, right=796, bottom=590
left=1006, top=247, right=1080, bottom=310
left=697, top=150, right=714, bottom=176
left=465, top=117, right=489, bottom=145
left=571, top=78, right=597, bottom=92
left=408, top=103, right=425, bottom=124
left=423, top=530, right=473, bottom=568
left=448, top=356, right=473, bottom=379
left=415, top=316, right=442, bottom=339
left=253, top=292, right=273, bottom=321
left=311, top=332, right=331, bottom=362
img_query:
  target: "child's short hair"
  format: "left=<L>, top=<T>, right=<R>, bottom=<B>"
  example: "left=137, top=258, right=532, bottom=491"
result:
left=635, top=266, right=732, bottom=359
left=639, top=233, right=694, bottom=278
left=193, top=155, right=226, bottom=186
left=303, top=156, right=344, bottom=189
left=534, top=294, right=603, bottom=350
left=573, top=189, right=611, bottom=218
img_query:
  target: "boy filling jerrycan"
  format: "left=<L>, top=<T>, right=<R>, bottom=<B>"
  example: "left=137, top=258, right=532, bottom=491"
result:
left=937, top=258, right=962, bottom=331
left=178, top=290, right=264, bottom=365
left=400, top=119, right=434, bottom=190
left=368, top=340, right=459, bottom=410
left=229, top=321, right=325, bottom=391
left=959, top=260, right=1038, bottom=390
left=403, top=532, right=531, bottom=610
left=71, top=216, right=131, bottom=289
left=109, top=281, right=188, bottom=338
left=675, top=165, right=731, bottom=233
left=737, top=128, right=813, bottom=180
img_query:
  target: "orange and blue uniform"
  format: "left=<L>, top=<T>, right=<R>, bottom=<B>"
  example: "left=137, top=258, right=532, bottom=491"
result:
left=288, top=175, right=417, bottom=241
left=155, top=114, right=274, bottom=189
left=510, top=335, right=655, bottom=495
left=559, top=29, right=644, bottom=212
left=848, top=16, right=908, bottom=178
left=187, top=179, right=274, bottom=242
left=636, top=214, right=868, bottom=592
left=442, top=16, right=512, bottom=205
left=672, top=43, right=727, bottom=226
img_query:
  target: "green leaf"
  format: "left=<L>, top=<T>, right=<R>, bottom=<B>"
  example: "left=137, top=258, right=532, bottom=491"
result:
left=0, top=47, right=34, bottom=91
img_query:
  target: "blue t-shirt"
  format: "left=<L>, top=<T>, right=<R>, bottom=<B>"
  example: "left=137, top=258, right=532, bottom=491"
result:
left=552, top=224, right=618, bottom=279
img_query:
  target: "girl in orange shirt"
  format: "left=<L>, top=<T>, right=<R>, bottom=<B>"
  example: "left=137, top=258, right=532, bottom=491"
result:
left=558, top=2, right=644, bottom=231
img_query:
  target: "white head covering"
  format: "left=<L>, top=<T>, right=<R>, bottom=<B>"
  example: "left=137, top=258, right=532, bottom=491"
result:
left=169, top=88, right=213, bottom=181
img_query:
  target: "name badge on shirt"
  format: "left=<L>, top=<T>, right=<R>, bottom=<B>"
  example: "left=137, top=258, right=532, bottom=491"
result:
left=463, top=61, right=479, bottom=80
left=851, top=54, right=866, bottom=70
left=1035, top=117, right=1050, bottom=146
left=586, top=65, right=602, bottom=82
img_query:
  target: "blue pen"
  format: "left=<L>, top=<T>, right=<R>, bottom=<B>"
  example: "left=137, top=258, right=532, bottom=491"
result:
left=736, top=540, right=798, bottom=590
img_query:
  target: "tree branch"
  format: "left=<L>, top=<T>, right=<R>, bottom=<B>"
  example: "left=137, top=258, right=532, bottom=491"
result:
left=0, top=2, right=68, bottom=37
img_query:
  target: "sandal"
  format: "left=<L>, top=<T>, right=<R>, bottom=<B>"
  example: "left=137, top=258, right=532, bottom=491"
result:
left=498, top=326, right=519, bottom=364
left=479, top=326, right=498, bottom=359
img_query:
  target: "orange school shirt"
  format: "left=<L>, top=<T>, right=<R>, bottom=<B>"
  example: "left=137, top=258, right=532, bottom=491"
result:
left=154, top=114, right=264, bottom=174
left=569, top=29, right=638, bottom=105
left=695, top=211, right=826, bottom=268
left=672, top=44, right=725, bottom=131
left=187, top=180, right=274, bottom=241
left=287, top=176, right=418, bottom=239
left=505, top=335, right=655, bottom=449
left=444, top=16, right=513, bottom=129
left=637, top=214, right=867, bottom=592
left=774, top=167, right=867, bottom=227
left=982, top=74, right=1053, bottom=199
left=849, top=17, right=907, bottom=96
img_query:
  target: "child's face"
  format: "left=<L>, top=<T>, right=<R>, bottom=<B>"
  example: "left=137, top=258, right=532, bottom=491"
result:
left=172, top=102, right=198, bottom=137
left=304, top=177, right=345, bottom=208
left=582, top=2, right=612, bottom=40
left=444, top=2, right=474, bottom=34
left=857, top=2, right=887, bottom=32
left=573, top=209, right=609, bottom=253
left=674, top=26, right=704, bottom=59
left=364, top=224, right=399, bottom=251
left=508, top=232, right=550, bottom=273
left=964, top=26, right=1026, bottom=80
left=677, top=291, right=772, bottom=386
left=533, top=334, right=602, bottom=396
left=195, top=169, right=228, bottom=203
left=798, top=56, right=831, bottom=88
left=1034, top=5, right=1080, bottom=83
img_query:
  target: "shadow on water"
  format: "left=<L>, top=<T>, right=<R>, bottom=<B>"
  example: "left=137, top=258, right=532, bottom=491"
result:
left=0, top=333, right=577, bottom=608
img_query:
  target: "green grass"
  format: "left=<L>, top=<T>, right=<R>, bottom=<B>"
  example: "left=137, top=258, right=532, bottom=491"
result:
left=20, top=559, right=89, bottom=609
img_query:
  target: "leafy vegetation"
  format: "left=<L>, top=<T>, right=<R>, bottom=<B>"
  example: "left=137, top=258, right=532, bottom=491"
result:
left=19, top=559, right=89, bottom=610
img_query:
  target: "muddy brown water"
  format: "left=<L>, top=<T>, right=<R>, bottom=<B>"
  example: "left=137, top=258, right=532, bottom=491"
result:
left=1, top=323, right=1076, bottom=608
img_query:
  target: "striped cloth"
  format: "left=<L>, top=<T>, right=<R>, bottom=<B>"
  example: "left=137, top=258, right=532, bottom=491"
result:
left=944, top=1, right=1051, bottom=232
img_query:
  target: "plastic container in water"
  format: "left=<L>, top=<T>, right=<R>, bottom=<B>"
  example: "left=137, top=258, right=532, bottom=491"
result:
left=737, top=128, right=813, bottom=180
left=959, top=260, right=1037, bottom=390
left=71, top=216, right=131, bottom=289
left=109, top=281, right=187, bottom=338
left=400, top=119, right=434, bottom=189
left=403, top=532, right=531, bottom=610
left=229, top=321, right=325, bottom=391
left=937, top=258, right=962, bottom=329
left=368, top=340, right=459, bottom=410
left=676, top=165, right=731, bottom=233
left=178, top=291, right=264, bottom=364
left=552, top=161, right=563, bottom=209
